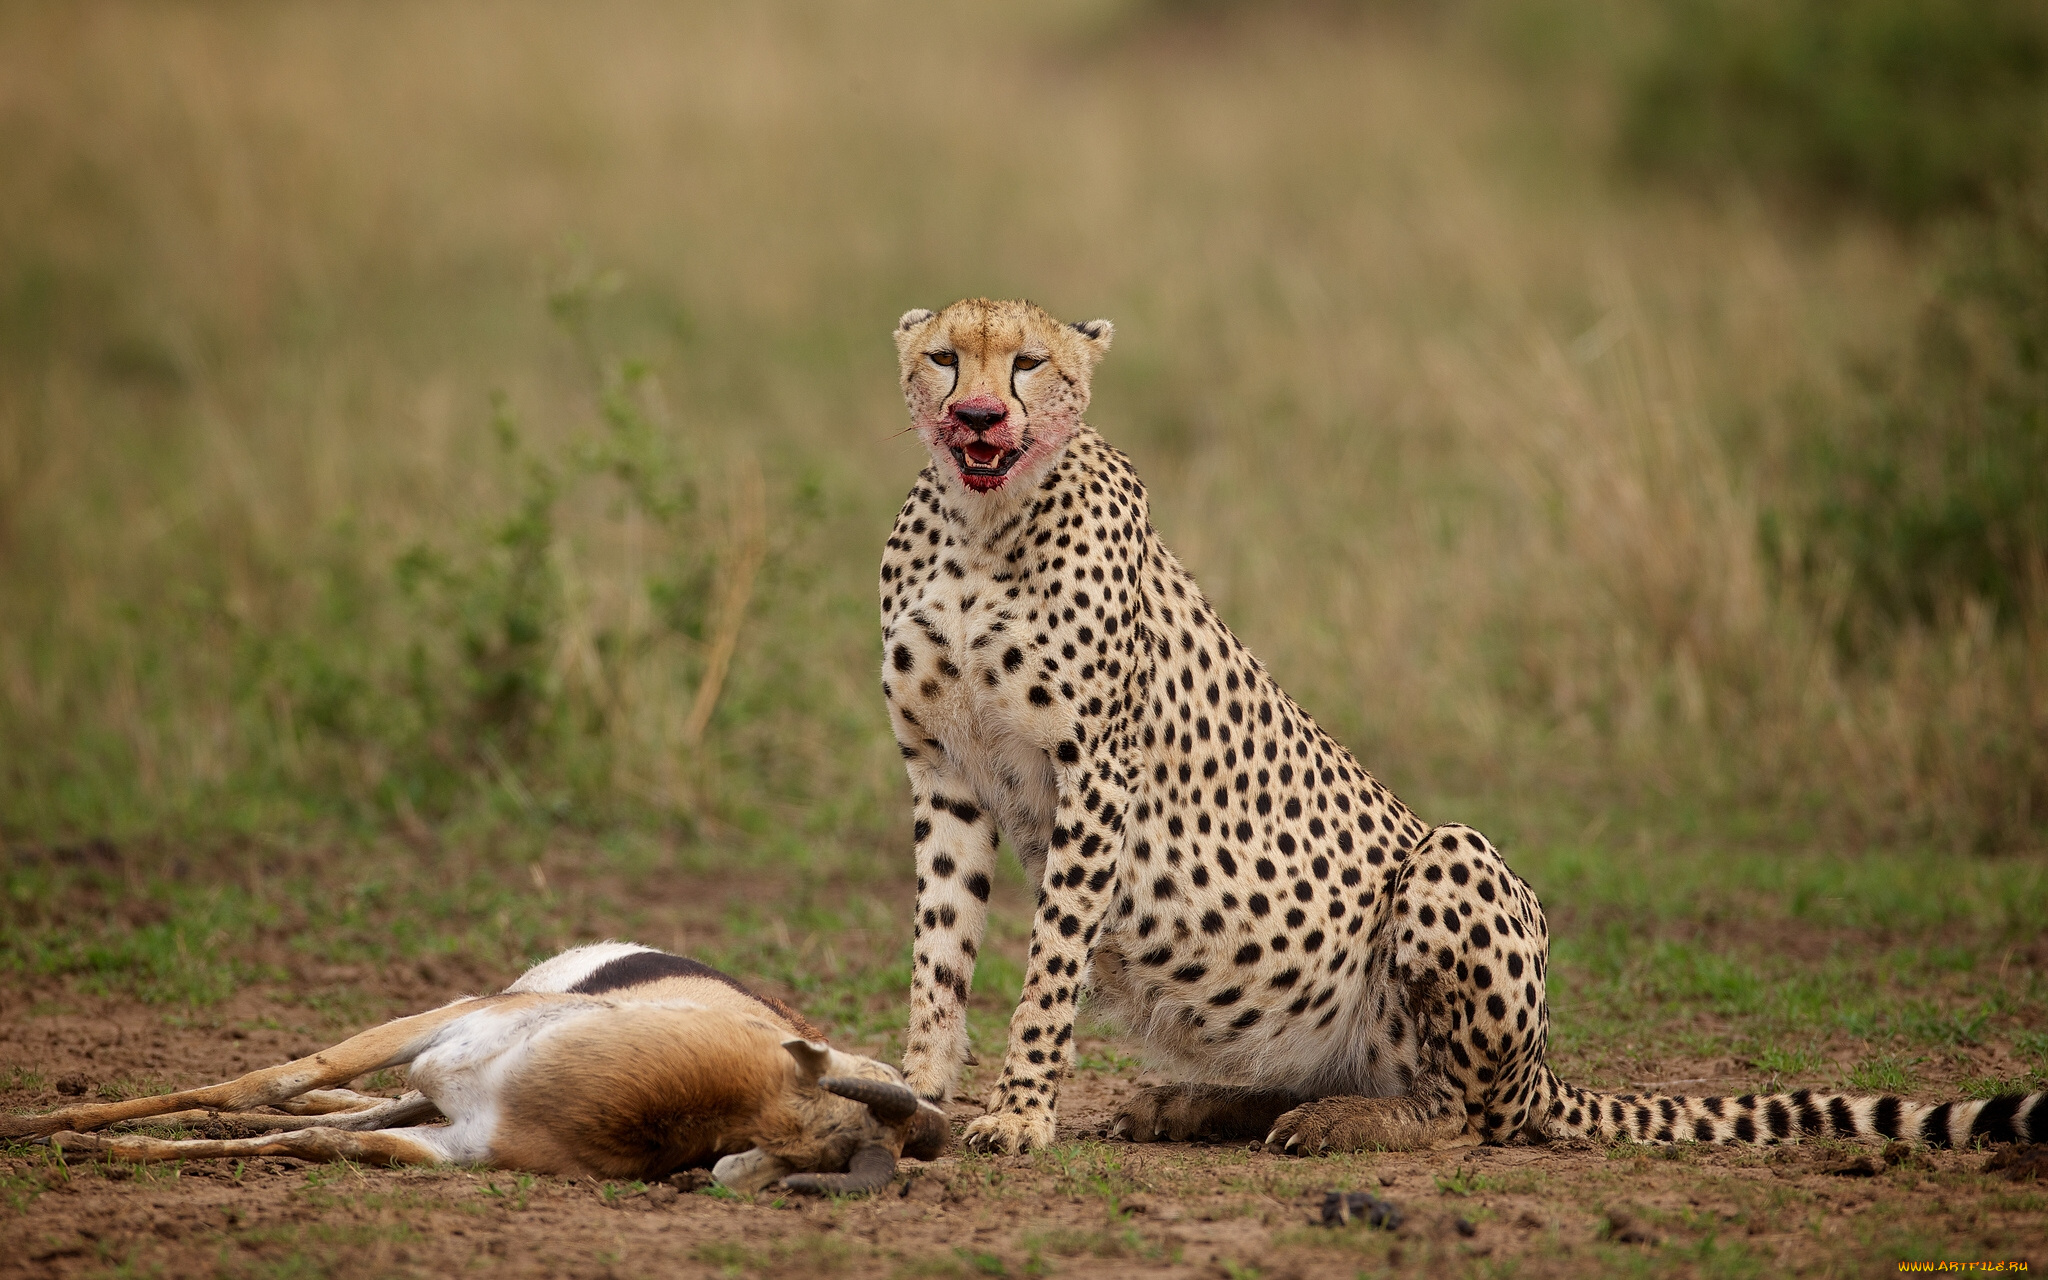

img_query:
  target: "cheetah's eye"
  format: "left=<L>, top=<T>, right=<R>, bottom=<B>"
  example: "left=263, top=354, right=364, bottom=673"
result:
left=927, top=351, right=957, bottom=368
left=1013, top=355, right=1043, bottom=372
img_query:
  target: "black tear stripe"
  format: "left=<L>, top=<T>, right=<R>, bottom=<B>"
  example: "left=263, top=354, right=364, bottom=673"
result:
left=570, top=950, right=760, bottom=1003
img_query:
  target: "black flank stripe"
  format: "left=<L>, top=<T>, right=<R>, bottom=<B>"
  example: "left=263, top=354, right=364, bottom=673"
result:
left=1693, top=1118, right=1714, bottom=1143
left=1765, top=1099, right=1791, bottom=1140
left=571, top=950, right=759, bottom=1002
left=1733, top=1115, right=1756, bottom=1143
left=1873, top=1096, right=1902, bottom=1140
left=1703, top=1096, right=1725, bottom=1118
left=1828, top=1096, right=1856, bottom=1136
left=1920, top=1101, right=1955, bottom=1146
left=2030, top=1095, right=2048, bottom=1143
left=1971, top=1094, right=2024, bottom=1144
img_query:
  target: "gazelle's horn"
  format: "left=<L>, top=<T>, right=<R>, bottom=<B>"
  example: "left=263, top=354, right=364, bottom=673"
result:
left=903, top=1100, right=951, bottom=1161
left=780, top=1142, right=896, bottom=1196
left=816, top=1076, right=919, bottom=1123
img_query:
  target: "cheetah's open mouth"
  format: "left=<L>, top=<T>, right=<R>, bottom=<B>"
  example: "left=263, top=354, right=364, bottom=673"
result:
left=951, top=441, right=1023, bottom=489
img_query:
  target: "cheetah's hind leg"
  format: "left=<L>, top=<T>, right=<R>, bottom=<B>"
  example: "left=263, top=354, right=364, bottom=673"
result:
left=1265, top=1093, right=1476, bottom=1154
left=1112, top=1084, right=1302, bottom=1144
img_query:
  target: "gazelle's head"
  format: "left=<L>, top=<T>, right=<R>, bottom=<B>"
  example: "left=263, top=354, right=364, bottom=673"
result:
left=893, top=298, right=1113, bottom=500
left=712, top=1039, right=949, bottom=1195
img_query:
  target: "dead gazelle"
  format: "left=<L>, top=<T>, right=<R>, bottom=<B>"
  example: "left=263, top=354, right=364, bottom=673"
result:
left=0, top=943, right=948, bottom=1194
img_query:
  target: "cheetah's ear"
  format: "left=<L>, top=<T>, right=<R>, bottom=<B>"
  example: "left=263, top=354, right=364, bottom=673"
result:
left=1070, top=318, right=1114, bottom=360
left=895, top=309, right=937, bottom=355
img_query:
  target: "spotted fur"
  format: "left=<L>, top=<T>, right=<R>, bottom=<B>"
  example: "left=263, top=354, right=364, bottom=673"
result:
left=881, top=297, right=2046, bottom=1157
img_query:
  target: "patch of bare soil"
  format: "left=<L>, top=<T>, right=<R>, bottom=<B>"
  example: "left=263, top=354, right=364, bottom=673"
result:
left=4, top=1000, right=2043, bottom=1278
left=2, top=894, right=2043, bottom=1279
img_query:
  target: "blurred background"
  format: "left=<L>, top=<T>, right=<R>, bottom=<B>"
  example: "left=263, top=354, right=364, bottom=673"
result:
left=2, top=0, right=2044, bottom=870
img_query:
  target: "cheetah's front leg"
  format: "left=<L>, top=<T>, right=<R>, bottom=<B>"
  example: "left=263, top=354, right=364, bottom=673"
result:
left=962, top=751, right=1130, bottom=1155
left=900, top=758, right=1000, bottom=1103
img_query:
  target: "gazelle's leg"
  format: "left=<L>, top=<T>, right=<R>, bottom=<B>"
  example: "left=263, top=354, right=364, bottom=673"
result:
left=51, top=1126, right=452, bottom=1168
left=277, top=1089, right=401, bottom=1115
left=1, top=997, right=516, bottom=1140
left=292, top=1092, right=440, bottom=1131
left=113, top=1093, right=441, bottom=1135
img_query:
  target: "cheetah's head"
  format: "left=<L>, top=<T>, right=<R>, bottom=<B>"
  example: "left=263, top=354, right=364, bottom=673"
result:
left=893, top=298, right=1113, bottom=497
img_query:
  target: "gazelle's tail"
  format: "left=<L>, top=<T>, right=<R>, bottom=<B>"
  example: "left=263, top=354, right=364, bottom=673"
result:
left=1530, top=1066, right=2045, bottom=1147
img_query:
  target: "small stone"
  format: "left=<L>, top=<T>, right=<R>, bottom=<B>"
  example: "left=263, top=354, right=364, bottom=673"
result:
left=56, top=1074, right=89, bottom=1097
left=1318, top=1190, right=1401, bottom=1229
left=1455, top=1217, right=1477, bottom=1238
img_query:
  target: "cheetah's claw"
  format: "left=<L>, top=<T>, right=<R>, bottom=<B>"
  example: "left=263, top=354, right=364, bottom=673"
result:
left=1264, top=1096, right=1476, bottom=1154
left=961, top=1109, right=1054, bottom=1155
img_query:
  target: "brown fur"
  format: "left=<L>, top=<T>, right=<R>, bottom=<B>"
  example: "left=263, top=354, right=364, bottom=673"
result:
left=5, top=945, right=946, bottom=1191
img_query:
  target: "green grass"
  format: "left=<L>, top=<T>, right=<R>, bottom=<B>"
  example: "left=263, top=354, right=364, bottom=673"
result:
left=0, top=0, right=2043, bottom=865
left=0, top=9, right=2042, bottom=1275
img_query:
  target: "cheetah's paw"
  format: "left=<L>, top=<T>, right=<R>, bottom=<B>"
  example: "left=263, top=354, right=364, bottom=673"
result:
left=901, top=1059, right=954, bottom=1105
left=1264, top=1097, right=1400, bottom=1154
left=1112, top=1084, right=1293, bottom=1143
left=1113, top=1086, right=1205, bottom=1143
left=961, top=1109, right=1054, bottom=1155
left=1264, top=1096, right=1471, bottom=1154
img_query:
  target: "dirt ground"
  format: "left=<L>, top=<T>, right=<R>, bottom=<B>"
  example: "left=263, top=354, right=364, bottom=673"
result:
left=3, top=951, right=2043, bottom=1280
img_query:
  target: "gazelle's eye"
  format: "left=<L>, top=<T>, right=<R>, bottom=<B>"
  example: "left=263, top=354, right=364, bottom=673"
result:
left=928, top=351, right=957, bottom=367
left=1013, top=355, right=1043, bottom=372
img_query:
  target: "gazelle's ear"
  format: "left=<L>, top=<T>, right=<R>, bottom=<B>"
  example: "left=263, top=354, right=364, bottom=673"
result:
left=782, top=1038, right=832, bottom=1084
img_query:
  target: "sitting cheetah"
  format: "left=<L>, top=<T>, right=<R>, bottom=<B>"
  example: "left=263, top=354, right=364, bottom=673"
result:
left=879, top=297, right=2046, bottom=1157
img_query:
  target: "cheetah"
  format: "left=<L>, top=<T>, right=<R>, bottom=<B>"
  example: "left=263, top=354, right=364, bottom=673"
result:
left=879, top=297, right=2047, bottom=1157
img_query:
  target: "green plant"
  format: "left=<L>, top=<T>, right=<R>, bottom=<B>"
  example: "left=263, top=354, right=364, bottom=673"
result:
left=1623, top=0, right=2048, bottom=221
left=1797, top=186, right=2048, bottom=631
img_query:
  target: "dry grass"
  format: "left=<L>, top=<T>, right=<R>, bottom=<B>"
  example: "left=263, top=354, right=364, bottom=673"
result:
left=0, top=0, right=2039, bottom=855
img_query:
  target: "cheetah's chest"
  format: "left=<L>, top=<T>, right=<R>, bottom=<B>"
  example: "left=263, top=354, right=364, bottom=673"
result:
left=883, top=568, right=1063, bottom=877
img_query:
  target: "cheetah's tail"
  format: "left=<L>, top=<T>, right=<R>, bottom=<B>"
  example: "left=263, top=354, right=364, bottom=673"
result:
left=1529, top=1066, right=2045, bottom=1148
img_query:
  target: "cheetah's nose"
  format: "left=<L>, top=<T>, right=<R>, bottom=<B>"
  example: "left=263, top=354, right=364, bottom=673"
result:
left=951, top=401, right=1007, bottom=431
